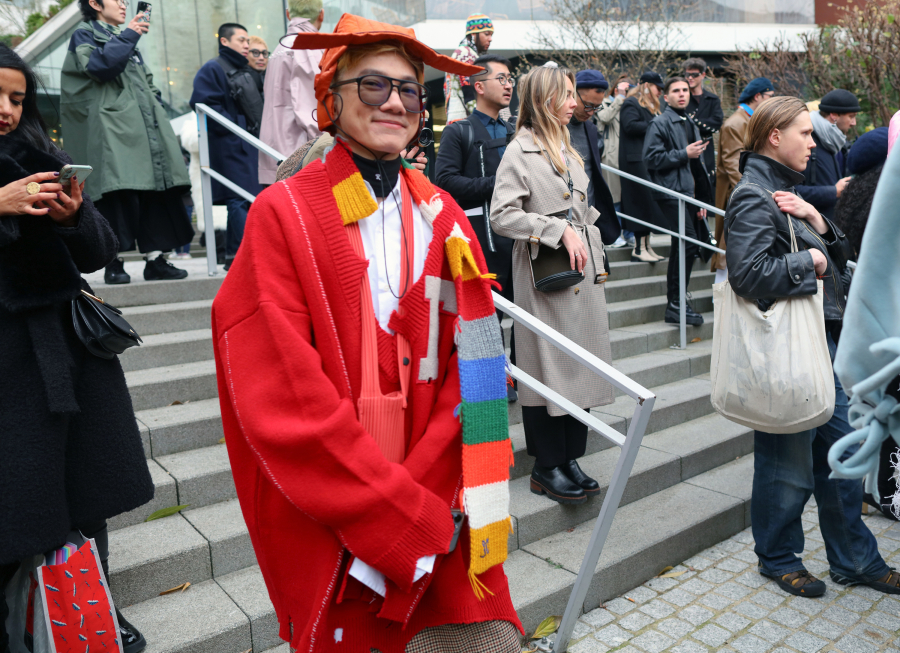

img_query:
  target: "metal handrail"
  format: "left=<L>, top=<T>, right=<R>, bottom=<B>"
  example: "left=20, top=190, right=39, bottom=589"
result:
left=194, top=106, right=658, bottom=653
left=599, top=162, right=724, bottom=349
left=194, top=103, right=287, bottom=275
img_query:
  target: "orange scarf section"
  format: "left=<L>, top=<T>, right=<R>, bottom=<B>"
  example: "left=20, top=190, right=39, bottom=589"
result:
left=344, top=176, right=415, bottom=463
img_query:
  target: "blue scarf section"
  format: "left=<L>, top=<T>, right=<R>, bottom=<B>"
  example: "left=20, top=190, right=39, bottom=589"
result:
left=740, top=104, right=754, bottom=116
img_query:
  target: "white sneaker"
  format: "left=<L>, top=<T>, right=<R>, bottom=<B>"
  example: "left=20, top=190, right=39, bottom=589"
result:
left=610, top=236, right=629, bottom=248
left=167, top=252, right=192, bottom=260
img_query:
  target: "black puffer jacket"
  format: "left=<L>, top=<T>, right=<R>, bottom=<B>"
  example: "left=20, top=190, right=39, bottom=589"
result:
left=724, top=153, right=851, bottom=323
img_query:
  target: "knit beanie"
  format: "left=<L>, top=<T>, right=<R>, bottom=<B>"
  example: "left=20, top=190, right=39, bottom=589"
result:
left=465, top=14, right=493, bottom=35
left=819, top=89, right=862, bottom=114
left=847, top=127, right=889, bottom=175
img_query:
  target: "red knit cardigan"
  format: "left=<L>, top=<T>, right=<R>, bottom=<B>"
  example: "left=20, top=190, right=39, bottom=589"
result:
left=211, top=160, right=521, bottom=653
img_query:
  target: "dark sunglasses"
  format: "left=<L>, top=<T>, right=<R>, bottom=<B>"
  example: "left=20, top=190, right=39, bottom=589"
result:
left=249, top=49, right=269, bottom=58
left=684, top=72, right=703, bottom=78
left=331, top=74, right=429, bottom=114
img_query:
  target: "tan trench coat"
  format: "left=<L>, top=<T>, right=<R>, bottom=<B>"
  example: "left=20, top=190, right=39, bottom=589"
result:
left=597, top=95, right=625, bottom=203
left=490, top=129, right=615, bottom=415
left=711, top=106, right=751, bottom=271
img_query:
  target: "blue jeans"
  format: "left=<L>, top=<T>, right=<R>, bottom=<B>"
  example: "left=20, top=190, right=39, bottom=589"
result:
left=614, top=203, right=634, bottom=240
left=225, top=198, right=250, bottom=257
left=752, top=334, right=890, bottom=583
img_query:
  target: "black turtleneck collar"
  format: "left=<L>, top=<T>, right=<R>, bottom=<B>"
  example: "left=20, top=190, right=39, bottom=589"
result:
left=739, top=152, right=807, bottom=189
left=219, top=46, right=249, bottom=68
left=352, top=153, right=402, bottom=197
left=668, top=105, right=687, bottom=117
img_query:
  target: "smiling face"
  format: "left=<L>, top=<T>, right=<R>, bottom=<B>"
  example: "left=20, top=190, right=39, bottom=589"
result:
left=767, top=111, right=816, bottom=172
left=0, top=67, right=26, bottom=136
left=685, top=68, right=705, bottom=91
left=90, top=0, right=126, bottom=26
left=333, top=51, right=421, bottom=160
left=664, top=81, right=690, bottom=109
left=555, top=75, right=578, bottom=126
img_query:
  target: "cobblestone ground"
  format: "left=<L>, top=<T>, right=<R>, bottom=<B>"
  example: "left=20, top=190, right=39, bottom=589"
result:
left=564, top=500, right=900, bottom=653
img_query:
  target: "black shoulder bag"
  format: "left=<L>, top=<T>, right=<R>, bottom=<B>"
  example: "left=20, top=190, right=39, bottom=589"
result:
left=529, top=169, right=586, bottom=292
left=72, top=289, right=143, bottom=359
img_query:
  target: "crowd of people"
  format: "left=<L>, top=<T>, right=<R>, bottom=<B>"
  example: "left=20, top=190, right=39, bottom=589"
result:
left=1, top=4, right=900, bottom=653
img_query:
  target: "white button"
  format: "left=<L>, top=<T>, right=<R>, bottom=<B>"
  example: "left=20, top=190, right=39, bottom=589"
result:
left=794, top=275, right=800, bottom=280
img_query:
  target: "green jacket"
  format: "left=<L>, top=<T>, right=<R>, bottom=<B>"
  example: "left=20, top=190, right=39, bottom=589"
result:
left=60, top=20, right=189, bottom=201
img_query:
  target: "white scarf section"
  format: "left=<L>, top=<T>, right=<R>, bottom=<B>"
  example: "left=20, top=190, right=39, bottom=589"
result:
left=810, top=111, right=847, bottom=154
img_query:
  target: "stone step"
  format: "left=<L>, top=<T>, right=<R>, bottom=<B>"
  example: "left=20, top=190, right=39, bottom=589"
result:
left=137, top=398, right=224, bottom=458
left=155, top=444, right=236, bottom=510
left=108, top=514, right=212, bottom=608
left=183, top=500, right=256, bottom=578
left=509, top=454, right=754, bottom=635
left=121, top=248, right=208, bottom=263
left=608, top=288, right=713, bottom=330
left=125, top=360, right=218, bottom=412
left=120, top=328, right=214, bottom=372
left=510, top=413, right=753, bottom=550
left=604, top=270, right=713, bottom=304
left=122, top=299, right=213, bottom=336
left=95, top=274, right=225, bottom=308
left=108, top=460, right=177, bottom=532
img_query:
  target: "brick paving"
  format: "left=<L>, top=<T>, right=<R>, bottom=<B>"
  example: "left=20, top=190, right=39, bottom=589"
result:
left=562, top=500, right=900, bottom=653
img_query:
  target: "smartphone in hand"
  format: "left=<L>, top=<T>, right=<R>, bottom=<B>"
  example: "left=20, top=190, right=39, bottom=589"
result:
left=136, top=1, right=152, bottom=22
left=59, top=164, right=93, bottom=186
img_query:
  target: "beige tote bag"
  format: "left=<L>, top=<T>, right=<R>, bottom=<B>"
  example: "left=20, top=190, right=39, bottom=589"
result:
left=710, top=215, right=835, bottom=434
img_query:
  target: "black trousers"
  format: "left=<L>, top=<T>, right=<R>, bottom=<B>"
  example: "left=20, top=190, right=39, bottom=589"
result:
left=657, top=198, right=700, bottom=303
left=94, top=188, right=194, bottom=255
left=522, top=405, right=588, bottom=469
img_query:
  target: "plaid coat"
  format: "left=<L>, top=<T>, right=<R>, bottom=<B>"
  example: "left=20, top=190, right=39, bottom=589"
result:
left=490, top=129, right=615, bottom=415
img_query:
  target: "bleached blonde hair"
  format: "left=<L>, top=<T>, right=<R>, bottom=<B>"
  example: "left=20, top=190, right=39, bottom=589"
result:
left=514, top=65, right=583, bottom=175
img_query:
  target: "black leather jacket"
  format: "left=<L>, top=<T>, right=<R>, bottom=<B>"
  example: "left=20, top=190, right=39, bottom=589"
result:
left=724, top=153, right=851, bottom=322
left=643, top=106, right=710, bottom=200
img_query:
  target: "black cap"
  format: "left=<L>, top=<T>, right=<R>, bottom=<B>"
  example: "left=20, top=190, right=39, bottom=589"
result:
left=639, top=71, right=664, bottom=89
left=819, top=89, right=862, bottom=114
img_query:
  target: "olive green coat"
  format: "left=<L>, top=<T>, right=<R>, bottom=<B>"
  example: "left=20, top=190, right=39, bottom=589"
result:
left=60, top=21, right=189, bottom=202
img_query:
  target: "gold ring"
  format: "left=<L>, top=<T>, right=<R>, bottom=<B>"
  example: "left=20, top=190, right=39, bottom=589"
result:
left=26, top=182, right=41, bottom=195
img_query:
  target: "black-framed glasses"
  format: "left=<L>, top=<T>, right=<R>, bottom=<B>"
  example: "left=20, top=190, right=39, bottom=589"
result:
left=331, top=74, right=429, bottom=113
left=483, top=74, right=515, bottom=88
left=577, top=93, right=600, bottom=112
left=249, top=49, right=269, bottom=58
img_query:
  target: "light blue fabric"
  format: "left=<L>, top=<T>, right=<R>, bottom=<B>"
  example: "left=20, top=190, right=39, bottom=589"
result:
left=830, top=144, right=900, bottom=505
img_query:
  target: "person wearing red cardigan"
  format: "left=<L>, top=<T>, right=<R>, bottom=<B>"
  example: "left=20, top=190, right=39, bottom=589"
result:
left=211, top=14, right=523, bottom=653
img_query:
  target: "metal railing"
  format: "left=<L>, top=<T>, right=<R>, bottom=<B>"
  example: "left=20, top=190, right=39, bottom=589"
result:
left=194, top=105, right=659, bottom=653
left=195, top=103, right=287, bottom=276
left=600, top=163, right=726, bottom=351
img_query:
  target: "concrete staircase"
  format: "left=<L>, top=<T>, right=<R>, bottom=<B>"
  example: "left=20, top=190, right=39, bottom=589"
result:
left=95, top=239, right=754, bottom=653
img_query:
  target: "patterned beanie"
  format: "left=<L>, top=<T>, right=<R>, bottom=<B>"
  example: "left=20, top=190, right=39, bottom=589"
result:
left=465, top=14, right=493, bottom=35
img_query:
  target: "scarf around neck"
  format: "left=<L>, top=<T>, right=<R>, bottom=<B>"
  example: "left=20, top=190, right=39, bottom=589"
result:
left=810, top=110, right=847, bottom=154
left=323, top=141, right=513, bottom=597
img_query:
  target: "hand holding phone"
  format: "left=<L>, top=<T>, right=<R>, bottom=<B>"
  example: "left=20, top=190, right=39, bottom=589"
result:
left=59, top=164, right=93, bottom=186
left=136, top=1, right=152, bottom=22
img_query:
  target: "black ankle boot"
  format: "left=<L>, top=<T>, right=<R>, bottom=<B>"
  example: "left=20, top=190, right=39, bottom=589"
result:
left=144, top=254, right=188, bottom=281
left=562, top=460, right=600, bottom=495
left=530, top=464, right=587, bottom=504
left=665, top=300, right=704, bottom=326
left=99, top=553, right=147, bottom=653
left=104, top=257, right=131, bottom=285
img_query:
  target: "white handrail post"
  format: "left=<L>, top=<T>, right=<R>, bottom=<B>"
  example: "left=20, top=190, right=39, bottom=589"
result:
left=198, top=109, right=218, bottom=277
left=678, top=198, right=686, bottom=350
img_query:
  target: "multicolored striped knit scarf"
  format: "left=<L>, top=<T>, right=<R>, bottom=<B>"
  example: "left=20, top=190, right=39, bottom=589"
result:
left=323, top=141, right=512, bottom=598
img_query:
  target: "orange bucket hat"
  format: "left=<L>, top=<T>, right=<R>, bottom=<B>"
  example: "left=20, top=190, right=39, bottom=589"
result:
left=292, top=13, right=484, bottom=133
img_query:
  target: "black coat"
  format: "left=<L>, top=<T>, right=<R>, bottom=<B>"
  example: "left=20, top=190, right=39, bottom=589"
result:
left=435, top=116, right=515, bottom=288
left=617, top=97, right=667, bottom=234
left=0, top=134, right=154, bottom=564
left=643, top=106, right=711, bottom=201
left=687, top=89, right=723, bottom=181
left=569, top=117, right=625, bottom=246
left=724, top=153, right=850, bottom=323
left=795, top=130, right=849, bottom=221
left=189, top=47, right=264, bottom=204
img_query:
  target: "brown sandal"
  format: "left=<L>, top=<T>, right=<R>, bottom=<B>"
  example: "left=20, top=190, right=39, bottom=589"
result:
left=769, top=570, right=826, bottom=597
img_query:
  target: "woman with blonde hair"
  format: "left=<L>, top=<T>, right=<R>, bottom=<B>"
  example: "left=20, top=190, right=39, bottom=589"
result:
left=491, top=65, right=614, bottom=505
left=725, top=96, right=899, bottom=598
left=618, top=71, right=667, bottom=262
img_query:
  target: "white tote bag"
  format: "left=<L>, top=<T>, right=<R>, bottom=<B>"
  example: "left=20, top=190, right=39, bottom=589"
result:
left=710, top=216, right=835, bottom=434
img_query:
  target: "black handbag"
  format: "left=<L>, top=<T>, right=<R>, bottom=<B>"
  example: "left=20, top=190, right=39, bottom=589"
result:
left=530, top=168, right=588, bottom=292
left=696, top=215, right=714, bottom=264
left=72, top=289, right=143, bottom=359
